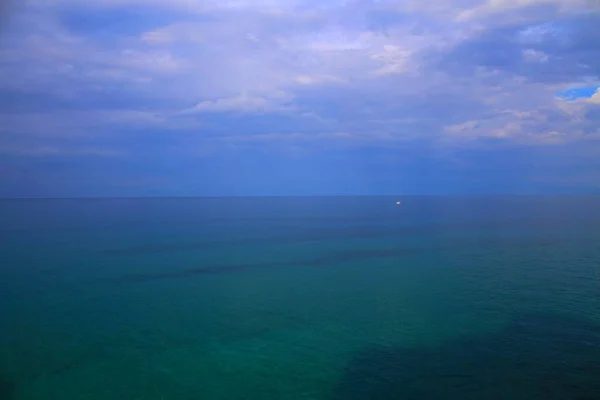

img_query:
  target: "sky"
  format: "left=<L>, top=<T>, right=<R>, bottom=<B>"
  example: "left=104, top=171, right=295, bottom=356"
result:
left=0, top=0, right=599, bottom=197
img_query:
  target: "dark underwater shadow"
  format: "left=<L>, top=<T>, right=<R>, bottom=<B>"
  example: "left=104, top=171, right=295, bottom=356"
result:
left=332, top=313, right=600, bottom=400
left=100, top=227, right=418, bottom=255
left=101, top=218, right=575, bottom=256
left=112, top=248, right=422, bottom=283
left=0, top=374, right=15, bottom=400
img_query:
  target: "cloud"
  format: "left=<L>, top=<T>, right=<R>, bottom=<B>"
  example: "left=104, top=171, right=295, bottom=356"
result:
left=1, top=0, right=600, bottom=195
left=438, top=12, right=600, bottom=84
left=0, top=109, right=190, bottom=137
left=456, top=0, right=596, bottom=22
left=589, top=87, right=600, bottom=104
left=443, top=92, right=600, bottom=146
left=0, top=144, right=125, bottom=157
left=183, top=90, right=295, bottom=114
left=522, top=48, right=549, bottom=63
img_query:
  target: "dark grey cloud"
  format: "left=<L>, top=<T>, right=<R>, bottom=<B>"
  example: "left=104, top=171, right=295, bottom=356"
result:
left=1, top=0, right=599, bottom=186
left=438, top=11, right=600, bottom=83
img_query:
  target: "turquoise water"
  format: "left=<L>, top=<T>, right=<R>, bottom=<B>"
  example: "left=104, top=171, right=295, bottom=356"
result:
left=1, top=196, right=599, bottom=399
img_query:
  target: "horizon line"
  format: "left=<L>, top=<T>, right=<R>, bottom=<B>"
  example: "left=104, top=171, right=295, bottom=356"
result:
left=1, top=193, right=599, bottom=200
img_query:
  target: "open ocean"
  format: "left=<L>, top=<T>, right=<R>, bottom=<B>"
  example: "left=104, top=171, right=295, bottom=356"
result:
left=0, top=196, right=599, bottom=400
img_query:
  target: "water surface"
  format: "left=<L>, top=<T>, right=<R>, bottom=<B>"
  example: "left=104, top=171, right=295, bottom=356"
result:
left=1, top=196, right=599, bottom=399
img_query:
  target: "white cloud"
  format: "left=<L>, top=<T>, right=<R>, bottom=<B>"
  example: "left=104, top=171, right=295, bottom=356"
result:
left=182, top=90, right=294, bottom=114
left=1, top=0, right=599, bottom=156
left=456, top=0, right=595, bottom=22
left=116, top=49, right=188, bottom=75
left=294, top=74, right=345, bottom=85
left=555, top=87, right=600, bottom=119
left=445, top=120, right=480, bottom=135
left=141, top=23, right=206, bottom=45
left=442, top=95, right=599, bottom=146
left=589, top=88, right=600, bottom=104
left=522, top=49, right=549, bottom=63
left=0, top=144, right=125, bottom=157
left=223, top=131, right=353, bottom=142
left=370, top=45, right=414, bottom=76
left=0, top=109, right=196, bottom=138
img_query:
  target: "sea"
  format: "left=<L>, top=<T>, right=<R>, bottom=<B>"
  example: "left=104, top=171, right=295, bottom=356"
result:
left=0, top=196, right=599, bottom=400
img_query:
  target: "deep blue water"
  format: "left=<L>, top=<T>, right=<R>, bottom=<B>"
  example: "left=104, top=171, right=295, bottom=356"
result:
left=0, top=196, right=599, bottom=399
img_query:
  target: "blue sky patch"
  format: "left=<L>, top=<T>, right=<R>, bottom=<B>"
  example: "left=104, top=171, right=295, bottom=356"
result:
left=556, top=85, right=600, bottom=101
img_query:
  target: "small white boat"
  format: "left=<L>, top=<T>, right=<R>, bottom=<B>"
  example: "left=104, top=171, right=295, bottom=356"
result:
left=396, top=201, right=402, bottom=205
